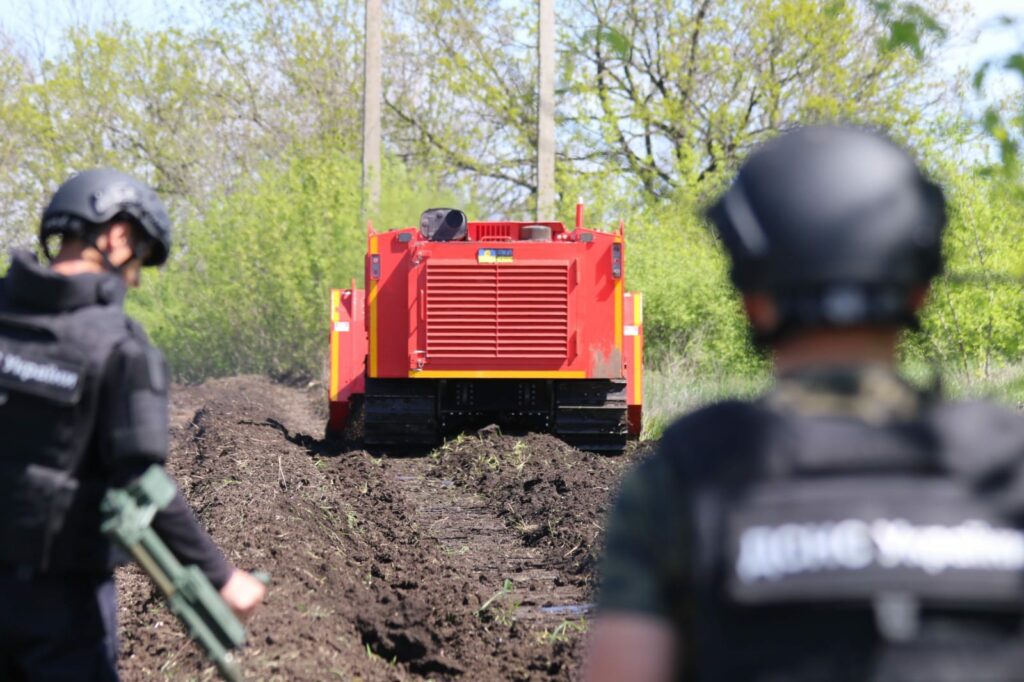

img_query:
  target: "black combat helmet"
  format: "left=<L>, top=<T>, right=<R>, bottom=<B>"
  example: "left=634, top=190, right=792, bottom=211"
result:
left=706, top=125, right=946, bottom=336
left=40, top=169, right=172, bottom=266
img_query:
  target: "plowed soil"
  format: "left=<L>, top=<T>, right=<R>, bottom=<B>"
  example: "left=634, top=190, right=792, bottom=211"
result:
left=116, top=376, right=650, bottom=681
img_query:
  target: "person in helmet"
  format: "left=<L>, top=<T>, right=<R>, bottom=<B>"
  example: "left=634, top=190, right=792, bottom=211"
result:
left=0, top=169, right=265, bottom=681
left=584, top=126, right=1024, bottom=681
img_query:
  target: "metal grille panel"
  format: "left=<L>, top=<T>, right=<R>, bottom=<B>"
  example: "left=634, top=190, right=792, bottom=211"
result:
left=425, top=262, right=569, bottom=360
left=472, top=223, right=518, bottom=241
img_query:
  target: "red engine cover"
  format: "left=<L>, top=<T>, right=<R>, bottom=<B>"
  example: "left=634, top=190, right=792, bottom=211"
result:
left=367, top=221, right=625, bottom=380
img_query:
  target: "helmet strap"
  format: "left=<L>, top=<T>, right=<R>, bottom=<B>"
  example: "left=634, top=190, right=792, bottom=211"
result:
left=40, top=236, right=59, bottom=264
left=754, top=309, right=920, bottom=348
left=748, top=284, right=920, bottom=349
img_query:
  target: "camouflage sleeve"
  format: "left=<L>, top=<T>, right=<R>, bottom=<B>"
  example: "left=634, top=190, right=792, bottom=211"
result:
left=98, top=335, right=170, bottom=464
left=596, top=455, right=683, bottom=623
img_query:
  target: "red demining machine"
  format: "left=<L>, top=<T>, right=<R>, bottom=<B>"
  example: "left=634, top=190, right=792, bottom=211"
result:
left=326, top=205, right=643, bottom=452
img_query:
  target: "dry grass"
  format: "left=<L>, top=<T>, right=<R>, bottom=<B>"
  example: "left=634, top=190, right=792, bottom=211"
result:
left=641, top=358, right=768, bottom=440
left=642, top=357, right=1024, bottom=440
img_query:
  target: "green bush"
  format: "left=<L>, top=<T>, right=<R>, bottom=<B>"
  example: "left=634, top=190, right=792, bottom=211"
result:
left=129, top=143, right=457, bottom=381
left=626, top=169, right=1024, bottom=381
left=905, top=172, right=1024, bottom=375
left=122, top=143, right=1024, bottom=387
left=627, top=199, right=764, bottom=376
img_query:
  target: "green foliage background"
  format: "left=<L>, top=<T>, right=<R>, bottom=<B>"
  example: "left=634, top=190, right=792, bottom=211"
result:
left=905, top=172, right=1024, bottom=374
left=129, top=144, right=459, bottom=381
left=0, top=0, right=1020, bottom=391
left=624, top=201, right=760, bottom=375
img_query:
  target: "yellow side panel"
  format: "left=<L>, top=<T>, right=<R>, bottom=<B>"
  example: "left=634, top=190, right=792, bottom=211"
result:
left=329, top=289, right=341, bottom=401
left=369, top=235, right=379, bottom=377
left=633, top=293, right=643, bottom=404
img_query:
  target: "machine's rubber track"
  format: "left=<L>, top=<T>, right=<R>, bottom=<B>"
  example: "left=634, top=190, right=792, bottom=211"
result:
left=553, top=380, right=628, bottom=453
left=362, top=378, right=628, bottom=453
left=363, top=378, right=439, bottom=446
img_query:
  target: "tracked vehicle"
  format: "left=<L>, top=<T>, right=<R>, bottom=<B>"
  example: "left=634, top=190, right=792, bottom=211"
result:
left=326, top=206, right=643, bottom=452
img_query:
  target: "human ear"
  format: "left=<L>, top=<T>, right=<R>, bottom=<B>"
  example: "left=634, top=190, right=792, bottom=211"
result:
left=107, top=222, right=132, bottom=251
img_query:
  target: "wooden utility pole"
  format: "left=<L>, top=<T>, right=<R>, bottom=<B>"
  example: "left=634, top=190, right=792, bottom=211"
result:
left=537, top=0, right=555, bottom=220
left=363, top=0, right=382, bottom=216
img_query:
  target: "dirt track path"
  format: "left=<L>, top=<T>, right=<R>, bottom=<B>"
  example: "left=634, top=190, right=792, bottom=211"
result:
left=117, top=377, right=638, bottom=681
left=388, top=459, right=587, bottom=626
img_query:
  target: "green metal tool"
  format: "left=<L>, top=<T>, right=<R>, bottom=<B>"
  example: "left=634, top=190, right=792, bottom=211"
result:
left=101, top=466, right=250, bottom=682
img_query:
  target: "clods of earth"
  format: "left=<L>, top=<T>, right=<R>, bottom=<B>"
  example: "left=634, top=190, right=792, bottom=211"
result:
left=116, top=376, right=653, bottom=681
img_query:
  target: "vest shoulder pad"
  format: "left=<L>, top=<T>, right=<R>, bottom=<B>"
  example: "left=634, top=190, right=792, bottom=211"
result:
left=123, top=316, right=152, bottom=344
left=930, top=400, right=1024, bottom=480
left=658, top=400, right=775, bottom=481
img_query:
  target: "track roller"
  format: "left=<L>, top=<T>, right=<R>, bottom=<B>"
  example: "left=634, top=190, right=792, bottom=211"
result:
left=554, top=380, right=628, bottom=453
left=363, top=379, right=439, bottom=446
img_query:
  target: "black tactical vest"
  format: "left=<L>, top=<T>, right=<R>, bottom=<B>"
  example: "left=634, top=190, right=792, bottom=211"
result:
left=685, top=395, right=1024, bottom=682
left=0, top=256, right=133, bottom=573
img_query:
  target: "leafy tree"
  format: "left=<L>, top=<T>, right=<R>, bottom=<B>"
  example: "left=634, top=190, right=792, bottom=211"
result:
left=1, top=0, right=1016, bottom=383
left=131, top=142, right=459, bottom=381
left=905, top=171, right=1024, bottom=374
left=384, top=0, right=950, bottom=213
left=973, top=23, right=1024, bottom=181
left=563, top=0, right=948, bottom=197
left=383, top=0, right=542, bottom=213
left=874, top=1, right=1023, bottom=182
left=0, top=23, right=274, bottom=252
left=0, top=1, right=369, bottom=252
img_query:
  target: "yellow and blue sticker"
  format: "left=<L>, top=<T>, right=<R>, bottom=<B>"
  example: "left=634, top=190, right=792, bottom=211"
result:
left=477, top=248, right=514, bottom=263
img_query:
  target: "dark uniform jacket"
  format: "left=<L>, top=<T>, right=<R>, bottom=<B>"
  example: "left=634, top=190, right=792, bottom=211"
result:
left=598, top=366, right=1024, bottom=682
left=0, top=250, right=229, bottom=586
